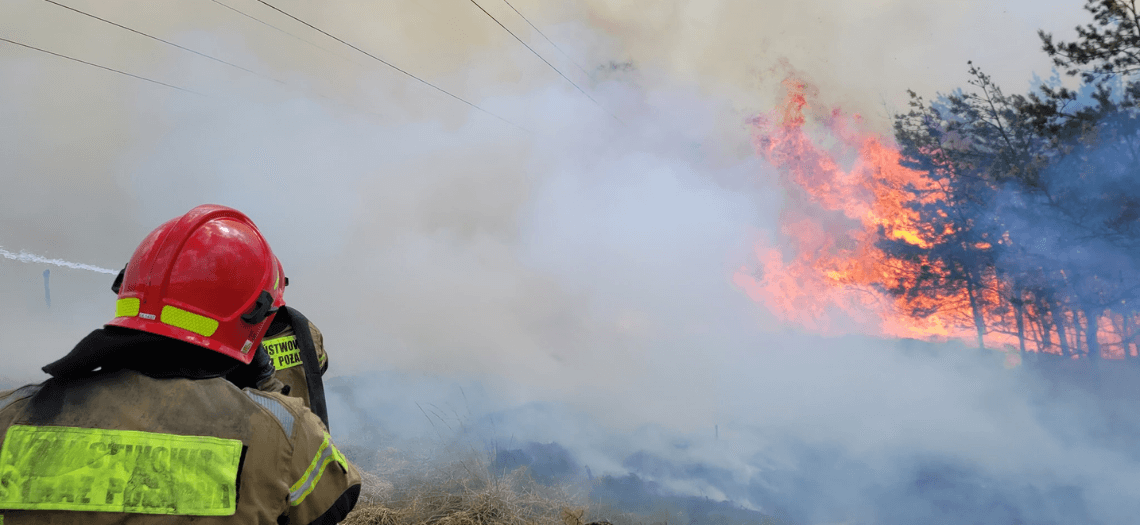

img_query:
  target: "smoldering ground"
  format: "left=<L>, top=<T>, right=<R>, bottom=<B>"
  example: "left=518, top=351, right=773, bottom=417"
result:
left=0, top=0, right=1126, bottom=523
left=327, top=332, right=1140, bottom=524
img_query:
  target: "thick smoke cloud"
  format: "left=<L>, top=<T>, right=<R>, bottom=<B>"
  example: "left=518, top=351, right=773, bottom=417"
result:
left=0, top=0, right=1123, bottom=522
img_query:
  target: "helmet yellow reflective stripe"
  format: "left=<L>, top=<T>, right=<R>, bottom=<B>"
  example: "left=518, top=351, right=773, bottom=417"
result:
left=160, top=306, right=219, bottom=337
left=115, top=298, right=140, bottom=318
left=114, top=301, right=221, bottom=338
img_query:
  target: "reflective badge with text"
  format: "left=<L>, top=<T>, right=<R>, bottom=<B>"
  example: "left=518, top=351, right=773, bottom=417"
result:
left=0, top=425, right=241, bottom=515
left=263, top=334, right=303, bottom=370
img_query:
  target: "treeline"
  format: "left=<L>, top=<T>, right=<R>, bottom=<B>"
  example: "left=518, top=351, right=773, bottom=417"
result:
left=885, top=0, right=1140, bottom=362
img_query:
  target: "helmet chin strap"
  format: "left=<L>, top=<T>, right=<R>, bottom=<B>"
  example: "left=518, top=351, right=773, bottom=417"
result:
left=111, top=265, right=126, bottom=294
left=242, top=290, right=278, bottom=325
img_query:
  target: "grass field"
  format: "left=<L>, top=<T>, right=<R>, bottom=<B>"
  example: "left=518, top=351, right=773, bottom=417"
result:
left=340, top=445, right=785, bottom=525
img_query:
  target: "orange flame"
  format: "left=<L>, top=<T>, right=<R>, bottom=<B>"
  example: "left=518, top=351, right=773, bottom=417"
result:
left=735, top=78, right=1140, bottom=360
left=735, top=78, right=1005, bottom=345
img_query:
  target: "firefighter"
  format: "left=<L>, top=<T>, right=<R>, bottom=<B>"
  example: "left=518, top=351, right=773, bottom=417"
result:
left=0, top=205, right=360, bottom=524
left=224, top=267, right=332, bottom=431
left=259, top=297, right=332, bottom=430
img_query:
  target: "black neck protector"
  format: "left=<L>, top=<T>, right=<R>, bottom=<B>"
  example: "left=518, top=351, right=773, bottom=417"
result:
left=42, top=326, right=241, bottom=381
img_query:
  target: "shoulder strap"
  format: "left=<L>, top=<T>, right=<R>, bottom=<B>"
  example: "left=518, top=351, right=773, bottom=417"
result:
left=279, top=306, right=330, bottom=430
left=246, top=389, right=297, bottom=438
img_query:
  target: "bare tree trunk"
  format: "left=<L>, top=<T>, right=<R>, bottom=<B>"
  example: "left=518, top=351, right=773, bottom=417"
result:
left=1073, top=310, right=1084, bottom=356
left=1126, top=312, right=1135, bottom=357
left=1013, top=295, right=1027, bottom=354
left=965, top=276, right=987, bottom=351
left=1049, top=302, right=1072, bottom=356
left=1085, top=307, right=1102, bottom=362
left=1110, top=311, right=1126, bottom=359
left=1035, top=302, right=1054, bottom=354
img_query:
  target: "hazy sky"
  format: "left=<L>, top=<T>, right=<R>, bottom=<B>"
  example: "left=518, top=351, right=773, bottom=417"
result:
left=0, top=0, right=1086, bottom=378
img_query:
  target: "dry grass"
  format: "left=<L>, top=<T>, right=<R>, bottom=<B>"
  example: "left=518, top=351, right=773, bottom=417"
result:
left=343, top=450, right=589, bottom=525
left=340, top=442, right=785, bottom=525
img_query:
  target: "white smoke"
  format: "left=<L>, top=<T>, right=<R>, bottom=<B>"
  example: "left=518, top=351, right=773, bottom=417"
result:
left=0, top=1, right=1120, bottom=522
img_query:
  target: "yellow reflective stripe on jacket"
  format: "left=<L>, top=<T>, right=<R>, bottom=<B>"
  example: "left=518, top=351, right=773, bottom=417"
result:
left=0, top=425, right=242, bottom=516
left=263, top=334, right=302, bottom=371
left=288, top=433, right=343, bottom=506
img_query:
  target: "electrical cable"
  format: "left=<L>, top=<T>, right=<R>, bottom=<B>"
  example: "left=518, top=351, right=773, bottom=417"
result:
left=498, top=0, right=590, bottom=78
left=39, top=0, right=412, bottom=124
left=208, top=0, right=357, bottom=67
left=41, top=0, right=285, bottom=85
left=255, top=0, right=529, bottom=133
left=0, top=36, right=202, bottom=95
left=465, top=0, right=621, bottom=124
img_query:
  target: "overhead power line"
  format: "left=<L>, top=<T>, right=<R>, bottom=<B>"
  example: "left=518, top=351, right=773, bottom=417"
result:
left=41, top=0, right=285, bottom=85
left=0, top=36, right=201, bottom=95
left=40, top=0, right=398, bottom=120
left=465, top=0, right=620, bottom=124
left=208, top=0, right=357, bottom=67
left=498, top=0, right=590, bottom=78
left=254, top=0, right=529, bottom=133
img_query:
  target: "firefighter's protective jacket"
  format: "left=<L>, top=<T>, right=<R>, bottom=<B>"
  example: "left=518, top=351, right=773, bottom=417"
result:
left=0, top=329, right=360, bottom=524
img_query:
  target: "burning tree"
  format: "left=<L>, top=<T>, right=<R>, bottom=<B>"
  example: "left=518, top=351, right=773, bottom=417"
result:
left=887, top=0, right=1140, bottom=361
left=740, top=0, right=1140, bottom=363
left=886, top=64, right=1038, bottom=352
left=738, top=78, right=979, bottom=343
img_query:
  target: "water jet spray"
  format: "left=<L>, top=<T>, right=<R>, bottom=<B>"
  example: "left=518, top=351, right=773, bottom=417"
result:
left=0, top=247, right=116, bottom=274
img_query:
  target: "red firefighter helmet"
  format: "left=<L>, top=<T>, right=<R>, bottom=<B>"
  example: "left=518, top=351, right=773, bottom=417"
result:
left=107, top=205, right=286, bottom=364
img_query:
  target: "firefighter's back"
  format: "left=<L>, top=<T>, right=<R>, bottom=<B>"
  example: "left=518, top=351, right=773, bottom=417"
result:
left=0, top=205, right=361, bottom=524
left=0, top=368, right=357, bottom=524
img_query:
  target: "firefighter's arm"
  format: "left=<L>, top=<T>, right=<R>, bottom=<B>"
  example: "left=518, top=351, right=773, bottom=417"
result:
left=285, top=407, right=362, bottom=525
